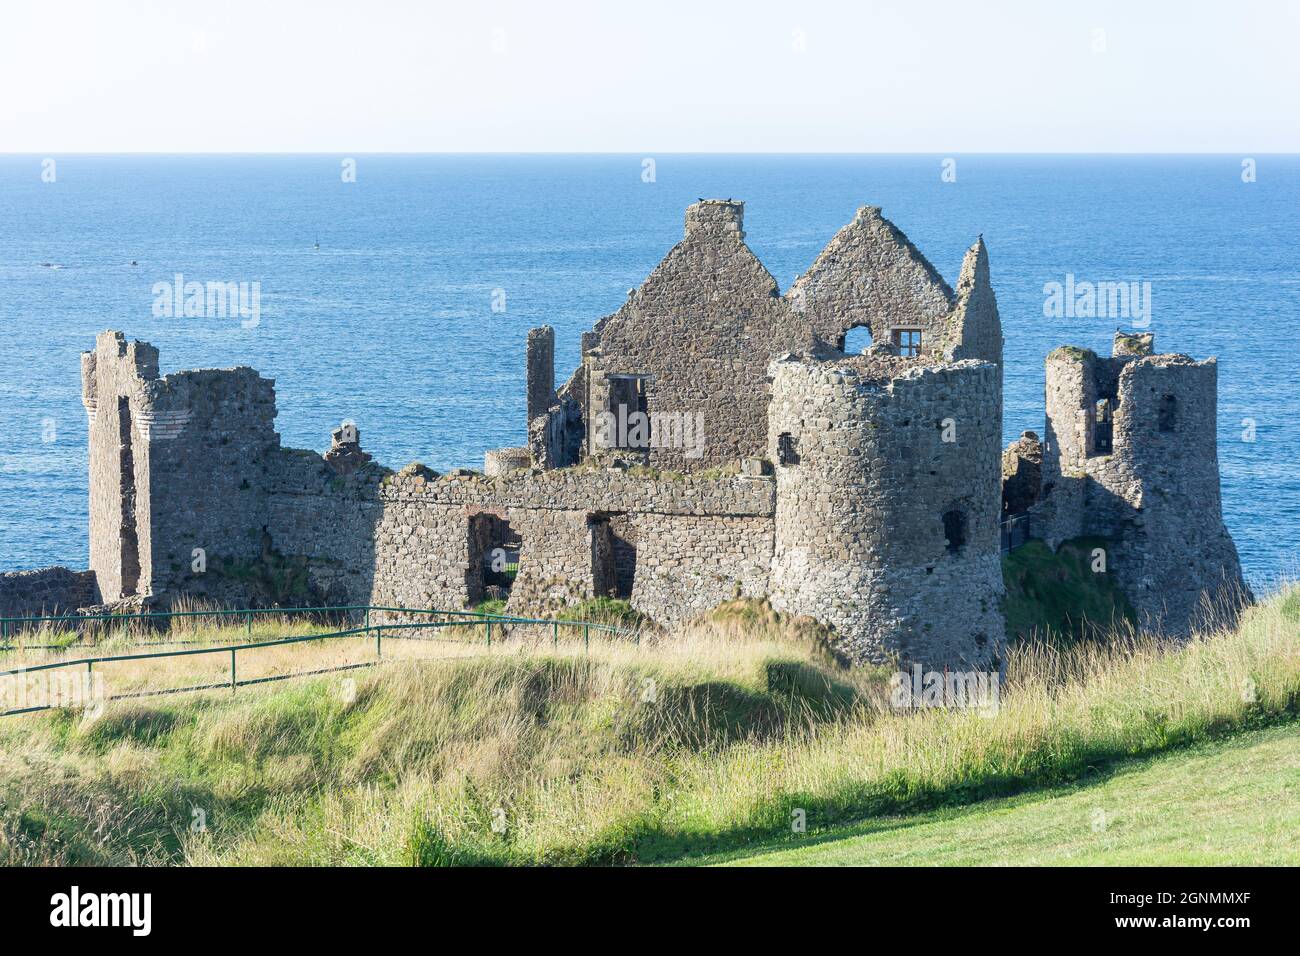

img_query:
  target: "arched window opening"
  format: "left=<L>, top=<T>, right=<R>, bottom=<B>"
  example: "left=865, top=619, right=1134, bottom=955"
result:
left=842, top=325, right=873, bottom=355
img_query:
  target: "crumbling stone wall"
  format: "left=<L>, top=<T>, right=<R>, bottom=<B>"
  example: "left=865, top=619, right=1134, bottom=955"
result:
left=623, top=512, right=772, bottom=626
left=82, top=332, right=157, bottom=602
left=553, top=200, right=1000, bottom=474
left=143, top=366, right=280, bottom=601
left=943, top=237, right=1004, bottom=371
left=767, top=353, right=1005, bottom=670
left=83, top=331, right=278, bottom=603
left=575, top=200, right=819, bottom=471
left=0, top=568, right=99, bottom=620
left=1001, top=431, right=1043, bottom=517
left=787, top=205, right=954, bottom=351
left=367, top=467, right=776, bottom=623
left=526, top=325, right=583, bottom=469
left=1035, top=332, right=1249, bottom=634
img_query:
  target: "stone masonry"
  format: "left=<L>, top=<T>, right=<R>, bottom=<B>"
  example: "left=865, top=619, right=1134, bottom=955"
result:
left=1026, top=332, right=1250, bottom=633
left=530, top=200, right=1004, bottom=474
left=1, top=201, right=1250, bottom=665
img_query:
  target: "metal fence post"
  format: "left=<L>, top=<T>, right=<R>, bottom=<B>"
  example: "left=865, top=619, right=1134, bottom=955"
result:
left=230, top=648, right=237, bottom=692
left=486, top=620, right=492, bottom=647
left=376, top=626, right=382, bottom=659
left=584, top=624, right=589, bottom=653
left=552, top=621, right=558, bottom=648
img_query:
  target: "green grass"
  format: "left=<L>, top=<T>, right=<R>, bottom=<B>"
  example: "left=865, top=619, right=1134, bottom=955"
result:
left=699, top=721, right=1300, bottom=866
left=559, top=597, right=645, bottom=628
left=1002, top=537, right=1136, bottom=645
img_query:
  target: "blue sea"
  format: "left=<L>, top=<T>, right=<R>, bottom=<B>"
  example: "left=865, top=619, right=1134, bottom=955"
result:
left=1, top=155, right=1297, bottom=590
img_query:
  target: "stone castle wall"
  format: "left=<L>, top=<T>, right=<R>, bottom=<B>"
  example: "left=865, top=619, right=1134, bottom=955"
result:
left=0, top=568, right=99, bottom=621
left=15, top=200, right=1246, bottom=671
left=148, top=436, right=778, bottom=630
left=82, top=331, right=282, bottom=607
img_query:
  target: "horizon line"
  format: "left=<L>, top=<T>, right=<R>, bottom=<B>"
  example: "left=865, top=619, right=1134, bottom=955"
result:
left=1, top=150, right=1294, bottom=157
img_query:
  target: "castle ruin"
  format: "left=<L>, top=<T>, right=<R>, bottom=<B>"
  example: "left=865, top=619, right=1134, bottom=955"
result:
left=1, top=200, right=1250, bottom=670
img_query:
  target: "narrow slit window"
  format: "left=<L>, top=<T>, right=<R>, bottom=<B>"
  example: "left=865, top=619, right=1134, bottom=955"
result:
left=1158, top=394, right=1177, bottom=433
left=777, top=432, right=800, bottom=466
left=1094, top=398, right=1113, bottom=454
left=942, top=509, right=968, bottom=554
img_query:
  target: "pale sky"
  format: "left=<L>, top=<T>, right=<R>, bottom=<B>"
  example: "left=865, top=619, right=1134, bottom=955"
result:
left=2, top=0, right=1297, bottom=152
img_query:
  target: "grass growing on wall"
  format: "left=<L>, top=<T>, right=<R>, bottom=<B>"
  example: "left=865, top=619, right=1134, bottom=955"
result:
left=1, top=589, right=1295, bottom=866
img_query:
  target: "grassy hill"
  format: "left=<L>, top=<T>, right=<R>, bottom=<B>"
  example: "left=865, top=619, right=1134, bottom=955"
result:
left=1, top=591, right=1298, bottom=866
left=698, top=721, right=1300, bottom=866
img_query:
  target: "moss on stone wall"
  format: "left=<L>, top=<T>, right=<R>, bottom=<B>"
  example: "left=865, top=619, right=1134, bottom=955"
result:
left=1002, top=537, right=1136, bottom=646
left=1046, top=345, right=1096, bottom=363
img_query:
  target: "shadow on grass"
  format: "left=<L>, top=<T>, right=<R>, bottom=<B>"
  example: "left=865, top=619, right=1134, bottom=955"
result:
left=612, top=703, right=1300, bottom=867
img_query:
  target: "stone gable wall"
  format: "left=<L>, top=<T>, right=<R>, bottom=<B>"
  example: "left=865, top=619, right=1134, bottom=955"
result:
left=580, top=200, right=818, bottom=471
left=786, top=205, right=955, bottom=352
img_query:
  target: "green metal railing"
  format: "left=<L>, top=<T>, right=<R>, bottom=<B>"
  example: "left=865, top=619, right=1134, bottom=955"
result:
left=0, top=605, right=638, bottom=718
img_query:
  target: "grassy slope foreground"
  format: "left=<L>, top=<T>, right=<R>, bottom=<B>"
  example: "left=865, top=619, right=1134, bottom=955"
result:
left=705, top=721, right=1300, bottom=866
left=1, top=593, right=1298, bottom=866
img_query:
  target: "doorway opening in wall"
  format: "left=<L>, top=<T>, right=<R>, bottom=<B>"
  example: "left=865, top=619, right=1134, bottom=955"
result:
left=607, top=374, right=651, bottom=451
left=840, top=325, right=873, bottom=355
left=942, top=508, right=968, bottom=555
left=590, top=513, right=636, bottom=600
left=467, top=512, right=520, bottom=606
left=117, top=396, right=141, bottom=597
left=890, top=328, right=924, bottom=357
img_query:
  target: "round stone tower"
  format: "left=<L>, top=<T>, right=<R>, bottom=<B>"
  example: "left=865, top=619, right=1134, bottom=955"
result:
left=767, top=352, right=1005, bottom=670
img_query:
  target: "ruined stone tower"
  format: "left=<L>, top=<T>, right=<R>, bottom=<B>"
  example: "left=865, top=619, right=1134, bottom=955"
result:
left=81, top=331, right=280, bottom=603
left=767, top=351, right=1006, bottom=669
left=1031, top=331, right=1249, bottom=634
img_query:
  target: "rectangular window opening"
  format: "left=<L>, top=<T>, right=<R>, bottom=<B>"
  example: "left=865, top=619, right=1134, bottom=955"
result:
left=890, top=328, right=923, bottom=357
left=607, top=374, right=651, bottom=451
